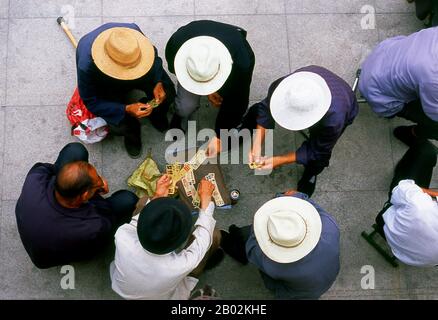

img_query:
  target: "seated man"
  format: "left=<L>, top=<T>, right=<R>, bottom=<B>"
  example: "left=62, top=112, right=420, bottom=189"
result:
left=244, top=66, right=359, bottom=197
left=359, top=27, right=438, bottom=146
left=374, top=140, right=438, bottom=267
left=110, top=177, right=223, bottom=300
left=15, top=143, right=138, bottom=269
left=77, top=22, right=176, bottom=158
left=165, top=20, right=255, bottom=157
left=221, top=192, right=340, bottom=300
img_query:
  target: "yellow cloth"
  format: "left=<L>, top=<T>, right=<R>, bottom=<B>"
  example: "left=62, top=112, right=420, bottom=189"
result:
left=127, top=154, right=161, bottom=197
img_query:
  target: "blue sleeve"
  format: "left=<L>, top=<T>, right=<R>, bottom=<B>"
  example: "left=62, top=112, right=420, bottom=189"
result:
left=295, top=124, right=343, bottom=166
left=77, top=65, right=126, bottom=126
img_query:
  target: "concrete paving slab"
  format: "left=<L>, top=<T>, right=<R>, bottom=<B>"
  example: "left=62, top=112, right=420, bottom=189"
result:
left=286, top=14, right=379, bottom=86
left=313, top=191, right=401, bottom=296
left=2, top=106, right=102, bottom=201
left=376, top=0, right=416, bottom=13
left=0, top=19, right=7, bottom=106
left=195, top=0, right=284, bottom=15
left=102, top=0, right=194, bottom=17
left=376, top=13, right=423, bottom=41
left=0, top=108, right=4, bottom=201
left=9, top=0, right=102, bottom=18
left=0, top=0, right=8, bottom=18
left=286, top=0, right=377, bottom=14
left=196, top=15, right=289, bottom=101
left=6, top=17, right=102, bottom=107
left=308, top=106, right=394, bottom=192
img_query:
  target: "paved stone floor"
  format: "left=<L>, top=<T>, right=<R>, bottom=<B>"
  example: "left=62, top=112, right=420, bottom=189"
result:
left=0, top=0, right=437, bottom=300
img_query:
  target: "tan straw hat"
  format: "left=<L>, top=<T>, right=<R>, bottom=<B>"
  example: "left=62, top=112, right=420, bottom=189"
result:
left=91, top=27, right=155, bottom=80
left=270, top=72, right=332, bottom=131
left=253, top=197, right=322, bottom=264
left=174, top=36, right=233, bottom=95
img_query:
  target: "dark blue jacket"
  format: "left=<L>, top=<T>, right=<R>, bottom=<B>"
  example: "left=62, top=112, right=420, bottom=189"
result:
left=15, top=163, right=131, bottom=269
left=76, top=23, right=174, bottom=125
left=250, top=65, right=359, bottom=168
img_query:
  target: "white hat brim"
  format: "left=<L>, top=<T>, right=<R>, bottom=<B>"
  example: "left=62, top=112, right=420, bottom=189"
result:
left=270, top=72, right=332, bottom=131
left=174, top=36, right=233, bottom=96
left=253, top=197, right=322, bottom=264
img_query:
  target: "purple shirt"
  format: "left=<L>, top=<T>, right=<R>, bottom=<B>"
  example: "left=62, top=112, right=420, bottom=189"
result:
left=252, top=66, right=359, bottom=167
left=359, top=27, right=438, bottom=121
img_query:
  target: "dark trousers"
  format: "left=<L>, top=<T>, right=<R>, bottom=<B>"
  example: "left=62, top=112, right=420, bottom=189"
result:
left=54, top=143, right=138, bottom=225
left=415, top=0, right=438, bottom=26
left=375, top=140, right=437, bottom=236
left=397, top=99, right=438, bottom=140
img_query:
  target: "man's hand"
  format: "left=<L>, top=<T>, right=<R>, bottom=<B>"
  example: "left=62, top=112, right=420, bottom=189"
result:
left=153, top=174, right=172, bottom=199
left=126, top=102, right=153, bottom=118
left=257, top=156, right=282, bottom=170
left=198, top=179, right=215, bottom=210
left=153, top=82, right=167, bottom=104
left=283, top=189, right=297, bottom=196
left=249, top=144, right=262, bottom=165
left=206, top=136, right=222, bottom=158
left=207, top=92, right=223, bottom=108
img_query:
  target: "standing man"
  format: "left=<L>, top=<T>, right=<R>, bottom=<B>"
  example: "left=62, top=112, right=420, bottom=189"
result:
left=359, top=27, right=438, bottom=146
left=15, top=143, right=139, bottom=269
left=373, top=140, right=438, bottom=267
left=221, top=192, right=340, bottom=299
left=245, top=66, right=359, bottom=197
left=165, top=20, right=255, bottom=157
left=77, top=23, right=175, bottom=158
left=110, top=178, right=223, bottom=300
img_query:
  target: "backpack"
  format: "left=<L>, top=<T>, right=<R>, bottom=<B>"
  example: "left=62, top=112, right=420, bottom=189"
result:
left=66, top=88, right=109, bottom=144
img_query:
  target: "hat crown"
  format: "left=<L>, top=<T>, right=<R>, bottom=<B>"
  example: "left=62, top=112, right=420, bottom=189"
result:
left=105, top=29, right=141, bottom=67
left=267, top=211, right=307, bottom=248
left=186, top=43, right=220, bottom=83
left=285, top=79, right=321, bottom=113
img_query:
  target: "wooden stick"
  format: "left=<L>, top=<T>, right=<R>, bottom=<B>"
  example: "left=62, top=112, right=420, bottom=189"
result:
left=57, top=17, right=78, bottom=48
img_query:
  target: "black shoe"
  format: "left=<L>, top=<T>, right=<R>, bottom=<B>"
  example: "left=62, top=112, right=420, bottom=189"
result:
left=124, top=136, right=141, bottom=159
left=204, top=248, right=225, bottom=271
left=220, top=229, right=248, bottom=265
left=393, top=125, right=419, bottom=147
left=297, top=175, right=317, bottom=197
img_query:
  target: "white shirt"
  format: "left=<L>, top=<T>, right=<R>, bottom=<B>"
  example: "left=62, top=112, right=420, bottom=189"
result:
left=383, top=180, right=438, bottom=267
left=110, top=201, right=216, bottom=300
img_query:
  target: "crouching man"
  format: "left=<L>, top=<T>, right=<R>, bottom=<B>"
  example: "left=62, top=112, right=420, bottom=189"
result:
left=110, top=177, right=223, bottom=299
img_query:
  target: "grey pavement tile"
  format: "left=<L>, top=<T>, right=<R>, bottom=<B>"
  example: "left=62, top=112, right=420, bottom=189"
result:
left=195, top=0, right=284, bottom=15
left=399, top=264, right=438, bottom=296
left=0, top=19, right=7, bottom=106
left=102, top=0, right=194, bottom=17
left=307, top=106, right=394, bottom=192
left=312, top=191, right=401, bottom=296
left=376, top=0, right=415, bottom=13
left=0, top=200, right=108, bottom=299
left=0, top=0, right=7, bottom=18
left=287, top=14, right=379, bottom=86
left=198, top=15, right=289, bottom=101
left=9, top=0, right=102, bottom=18
left=286, top=0, right=376, bottom=14
left=6, top=17, right=102, bottom=107
left=2, top=106, right=102, bottom=201
left=134, top=16, right=195, bottom=73
left=0, top=108, right=4, bottom=201
left=376, top=13, right=423, bottom=41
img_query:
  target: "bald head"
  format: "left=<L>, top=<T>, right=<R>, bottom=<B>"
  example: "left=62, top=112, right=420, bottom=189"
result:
left=55, top=161, right=95, bottom=199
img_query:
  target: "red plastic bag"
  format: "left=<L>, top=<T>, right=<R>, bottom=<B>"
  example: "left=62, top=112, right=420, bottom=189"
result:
left=66, top=88, right=108, bottom=144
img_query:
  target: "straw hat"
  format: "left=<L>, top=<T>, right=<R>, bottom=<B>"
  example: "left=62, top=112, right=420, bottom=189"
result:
left=253, top=197, right=322, bottom=263
left=174, top=36, right=233, bottom=95
left=91, top=27, right=155, bottom=80
left=270, top=72, right=332, bottom=131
